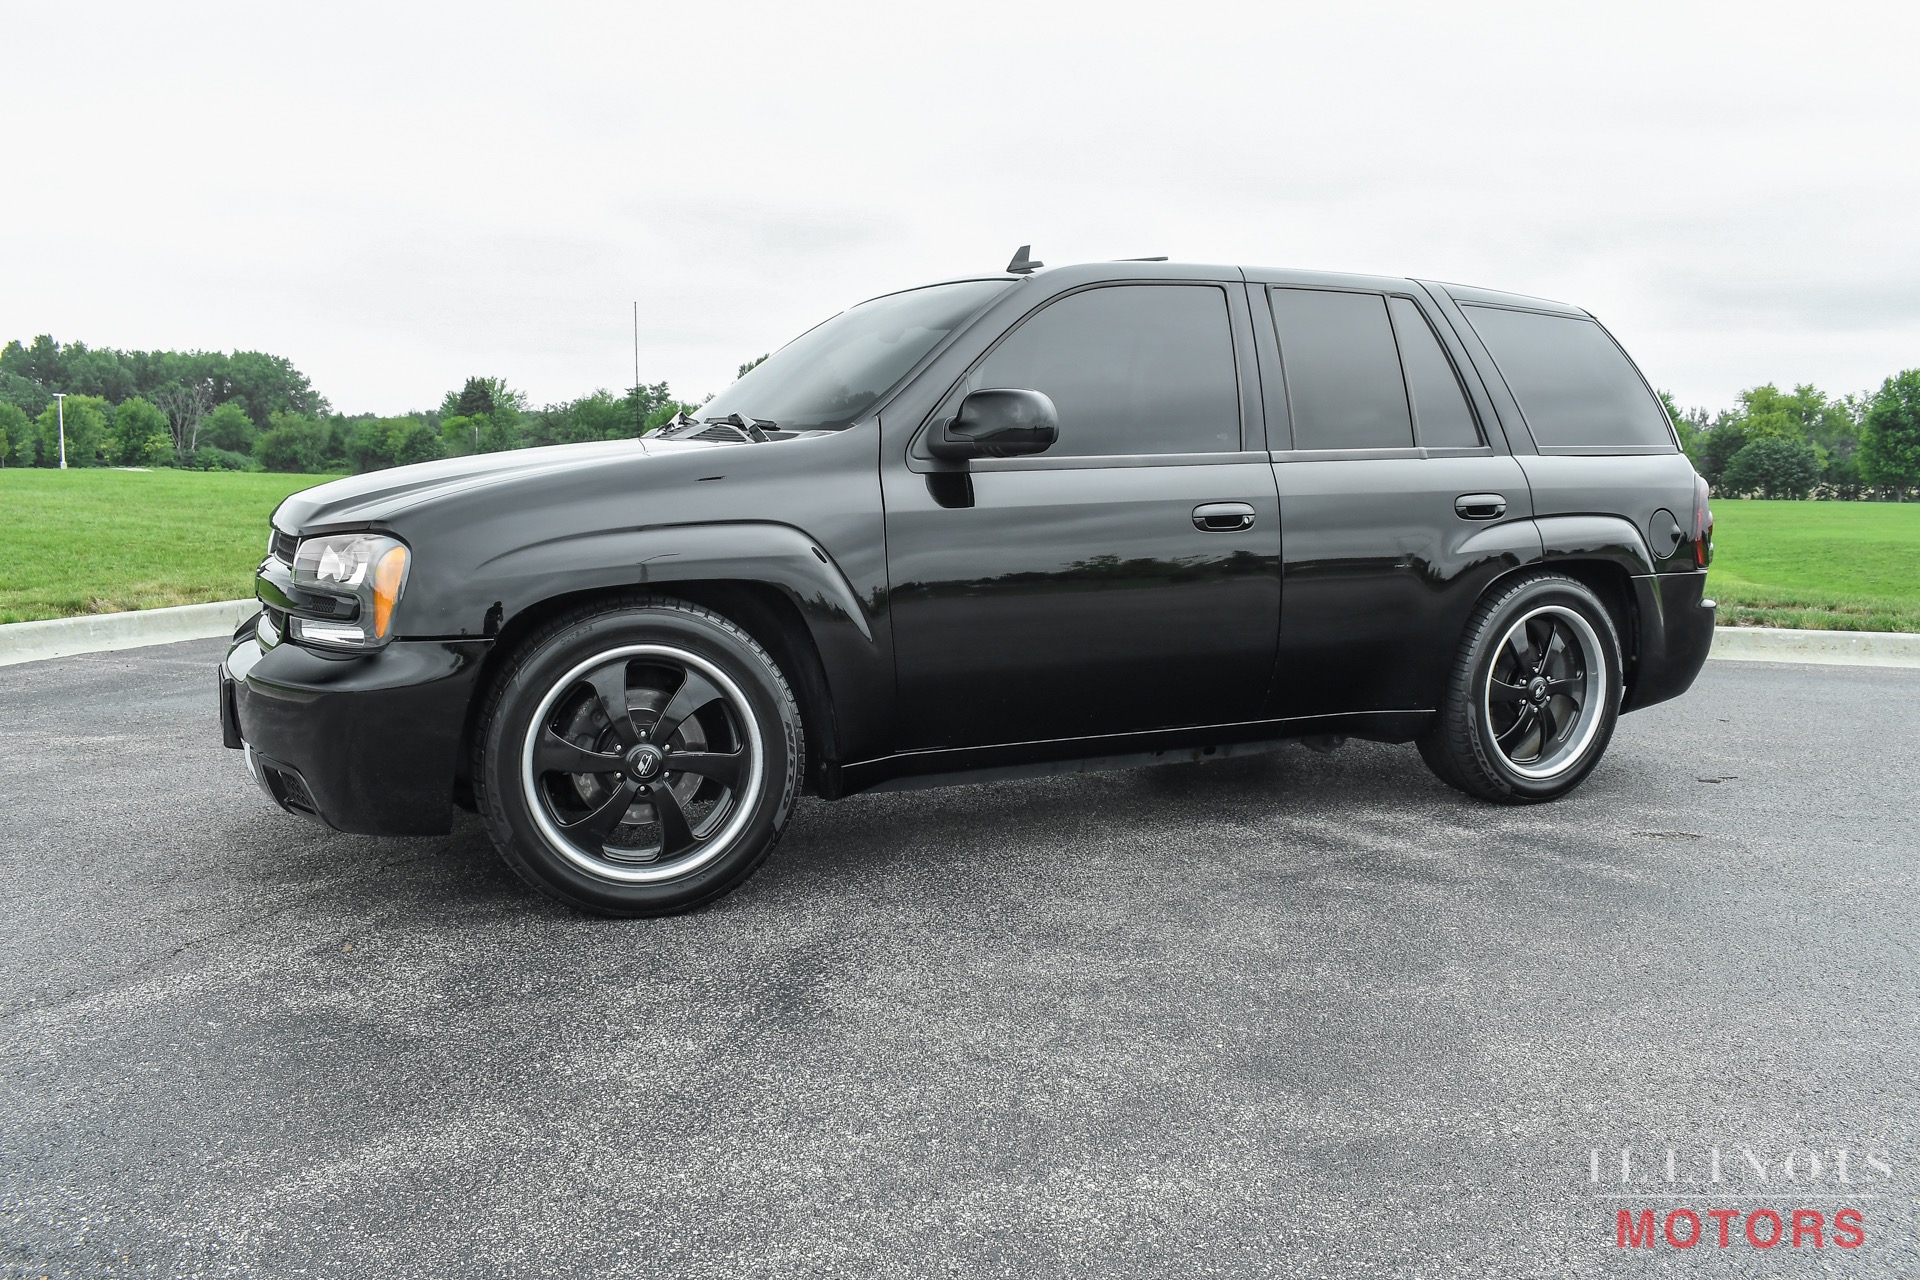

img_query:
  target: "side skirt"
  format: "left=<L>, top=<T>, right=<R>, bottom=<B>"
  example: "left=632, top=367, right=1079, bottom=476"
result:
left=835, top=710, right=1433, bottom=797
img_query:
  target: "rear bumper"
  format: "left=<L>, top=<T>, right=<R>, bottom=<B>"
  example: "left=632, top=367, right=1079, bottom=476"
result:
left=1623, top=570, right=1716, bottom=713
left=221, top=617, right=490, bottom=835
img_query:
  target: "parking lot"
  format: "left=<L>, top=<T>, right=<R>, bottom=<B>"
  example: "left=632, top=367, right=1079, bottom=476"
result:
left=3, top=639, right=1917, bottom=1278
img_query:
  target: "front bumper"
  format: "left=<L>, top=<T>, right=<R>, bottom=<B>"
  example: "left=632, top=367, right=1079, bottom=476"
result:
left=221, top=616, right=490, bottom=835
left=1623, top=570, right=1716, bottom=713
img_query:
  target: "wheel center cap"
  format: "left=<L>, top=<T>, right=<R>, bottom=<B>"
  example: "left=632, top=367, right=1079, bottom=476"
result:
left=1528, top=676, right=1549, bottom=703
left=625, top=743, right=665, bottom=780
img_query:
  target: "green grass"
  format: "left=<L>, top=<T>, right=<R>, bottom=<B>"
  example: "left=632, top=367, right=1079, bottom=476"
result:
left=2, top=473, right=1917, bottom=632
left=0, top=469, right=343, bottom=624
left=1708, top=499, right=1920, bottom=632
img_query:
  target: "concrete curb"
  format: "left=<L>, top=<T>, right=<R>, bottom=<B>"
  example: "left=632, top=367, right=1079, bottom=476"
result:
left=0, top=599, right=257, bottom=668
left=0, top=604, right=1916, bottom=670
left=1709, top=625, right=1920, bottom=668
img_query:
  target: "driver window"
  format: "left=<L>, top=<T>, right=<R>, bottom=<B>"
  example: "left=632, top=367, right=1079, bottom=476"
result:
left=968, top=284, right=1240, bottom=456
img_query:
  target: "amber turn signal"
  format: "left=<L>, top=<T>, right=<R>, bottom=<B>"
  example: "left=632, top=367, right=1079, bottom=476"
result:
left=372, top=545, right=410, bottom=639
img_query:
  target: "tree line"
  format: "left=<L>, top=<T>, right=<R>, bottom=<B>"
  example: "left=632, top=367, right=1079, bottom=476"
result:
left=1662, top=376, right=1920, bottom=500
left=4, top=332, right=1918, bottom=496
left=0, top=336, right=699, bottom=475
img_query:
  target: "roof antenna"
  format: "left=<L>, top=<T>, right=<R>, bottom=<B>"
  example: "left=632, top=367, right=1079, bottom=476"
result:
left=1006, top=244, right=1044, bottom=275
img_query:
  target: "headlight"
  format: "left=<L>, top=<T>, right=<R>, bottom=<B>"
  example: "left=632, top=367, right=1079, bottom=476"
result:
left=289, top=533, right=411, bottom=649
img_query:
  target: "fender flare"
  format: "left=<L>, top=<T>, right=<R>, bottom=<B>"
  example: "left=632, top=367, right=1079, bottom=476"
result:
left=464, top=521, right=890, bottom=774
left=475, top=520, right=873, bottom=640
left=1531, top=513, right=1657, bottom=577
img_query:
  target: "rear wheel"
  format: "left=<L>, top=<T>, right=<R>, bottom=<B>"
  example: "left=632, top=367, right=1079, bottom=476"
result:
left=474, top=597, right=804, bottom=915
left=1418, top=573, right=1622, bottom=803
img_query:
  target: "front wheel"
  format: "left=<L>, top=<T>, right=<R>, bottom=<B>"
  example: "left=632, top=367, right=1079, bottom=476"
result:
left=474, top=597, right=805, bottom=916
left=1418, top=573, right=1622, bottom=803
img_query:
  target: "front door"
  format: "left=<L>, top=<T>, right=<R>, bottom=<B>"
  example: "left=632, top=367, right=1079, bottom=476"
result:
left=884, top=281, right=1282, bottom=751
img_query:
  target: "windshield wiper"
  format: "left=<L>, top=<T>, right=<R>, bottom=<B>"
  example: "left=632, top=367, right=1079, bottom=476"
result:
left=647, top=411, right=780, bottom=444
left=704, top=412, right=779, bottom=437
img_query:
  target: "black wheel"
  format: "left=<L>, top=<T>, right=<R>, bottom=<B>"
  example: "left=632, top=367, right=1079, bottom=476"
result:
left=473, top=596, right=804, bottom=916
left=1418, top=573, right=1622, bottom=803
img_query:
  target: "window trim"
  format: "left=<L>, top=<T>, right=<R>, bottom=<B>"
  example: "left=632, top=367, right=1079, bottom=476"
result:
left=973, top=449, right=1272, bottom=472
left=1267, top=444, right=1495, bottom=464
left=908, top=279, right=1251, bottom=468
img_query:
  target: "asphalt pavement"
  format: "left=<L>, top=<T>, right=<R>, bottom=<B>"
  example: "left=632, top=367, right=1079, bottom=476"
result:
left=2, top=639, right=1917, bottom=1278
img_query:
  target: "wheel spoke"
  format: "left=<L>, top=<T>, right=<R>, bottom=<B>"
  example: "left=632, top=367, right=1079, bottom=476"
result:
left=653, top=668, right=724, bottom=746
left=1508, top=626, right=1538, bottom=672
left=1545, top=675, right=1582, bottom=697
left=581, top=660, right=641, bottom=749
left=1496, top=706, right=1536, bottom=743
left=1536, top=697, right=1559, bottom=748
left=557, top=777, right=640, bottom=840
left=533, top=728, right=624, bottom=776
left=666, top=749, right=744, bottom=789
left=648, top=782, right=697, bottom=856
left=1544, top=622, right=1570, bottom=675
left=1488, top=678, right=1529, bottom=704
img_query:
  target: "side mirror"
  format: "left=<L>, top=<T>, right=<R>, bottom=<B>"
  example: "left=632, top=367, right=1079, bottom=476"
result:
left=929, top=388, right=1059, bottom=460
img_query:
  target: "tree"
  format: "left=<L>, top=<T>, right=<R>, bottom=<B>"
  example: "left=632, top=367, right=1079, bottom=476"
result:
left=1657, top=390, right=1703, bottom=462
left=346, top=417, right=446, bottom=472
left=110, top=397, right=173, bottom=466
left=199, top=401, right=257, bottom=453
left=0, top=402, right=27, bottom=466
left=1719, top=436, right=1820, bottom=499
left=454, top=377, right=496, bottom=417
left=441, top=377, right=525, bottom=420
left=254, top=412, right=331, bottom=472
left=150, top=380, right=214, bottom=458
left=1859, top=370, right=1920, bottom=499
left=1696, top=418, right=1748, bottom=487
left=737, top=354, right=769, bottom=379
left=33, top=395, right=110, bottom=466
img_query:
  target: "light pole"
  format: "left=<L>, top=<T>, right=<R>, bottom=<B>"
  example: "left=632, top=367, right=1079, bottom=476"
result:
left=52, top=392, right=67, bottom=470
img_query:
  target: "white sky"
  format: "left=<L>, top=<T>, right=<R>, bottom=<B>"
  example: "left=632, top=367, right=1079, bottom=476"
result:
left=3, top=0, right=1916, bottom=416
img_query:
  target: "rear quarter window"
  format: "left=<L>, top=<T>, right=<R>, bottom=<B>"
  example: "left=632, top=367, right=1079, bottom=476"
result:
left=1461, top=305, right=1672, bottom=450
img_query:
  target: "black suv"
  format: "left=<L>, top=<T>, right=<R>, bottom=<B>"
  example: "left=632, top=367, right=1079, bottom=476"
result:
left=220, top=256, right=1716, bottom=916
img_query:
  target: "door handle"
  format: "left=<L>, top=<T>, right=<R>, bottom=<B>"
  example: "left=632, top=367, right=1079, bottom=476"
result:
left=1192, top=502, right=1256, bottom=532
left=1454, top=493, right=1507, bottom=521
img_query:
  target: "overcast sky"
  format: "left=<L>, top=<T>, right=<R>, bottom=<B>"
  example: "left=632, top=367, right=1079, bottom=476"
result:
left=4, top=1, right=1916, bottom=415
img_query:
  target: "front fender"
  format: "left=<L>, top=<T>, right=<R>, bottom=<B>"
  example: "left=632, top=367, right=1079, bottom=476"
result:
left=478, top=520, right=873, bottom=642
left=466, top=520, right=892, bottom=771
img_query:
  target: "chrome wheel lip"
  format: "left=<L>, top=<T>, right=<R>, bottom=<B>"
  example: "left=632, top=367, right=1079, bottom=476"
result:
left=519, top=643, right=764, bottom=885
left=1482, top=604, right=1607, bottom=781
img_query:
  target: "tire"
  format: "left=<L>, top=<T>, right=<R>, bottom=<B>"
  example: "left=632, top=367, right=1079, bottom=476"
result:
left=473, top=596, right=805, bottom=916
left=1418, top=573, right=1622, bottom=804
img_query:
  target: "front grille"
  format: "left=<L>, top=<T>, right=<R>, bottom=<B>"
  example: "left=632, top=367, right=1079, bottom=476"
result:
left=270, top=528, right=298, bottom=563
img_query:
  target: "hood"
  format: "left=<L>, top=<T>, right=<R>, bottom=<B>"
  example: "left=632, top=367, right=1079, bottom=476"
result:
left=272, top=437, right=726, bottom=531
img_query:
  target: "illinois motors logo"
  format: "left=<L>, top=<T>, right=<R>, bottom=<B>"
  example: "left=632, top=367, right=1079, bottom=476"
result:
left=1592, top=1144, right=1895, bottom=1251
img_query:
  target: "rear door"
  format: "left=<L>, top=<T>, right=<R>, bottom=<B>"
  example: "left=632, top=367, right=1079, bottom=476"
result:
left=1253, top=281, right=1538, bottom=719
left=883, top=279, right=1282, bottom=750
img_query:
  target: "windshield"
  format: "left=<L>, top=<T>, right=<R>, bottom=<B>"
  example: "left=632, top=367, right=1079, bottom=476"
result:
left=698, top=279, right=1010, bottom=431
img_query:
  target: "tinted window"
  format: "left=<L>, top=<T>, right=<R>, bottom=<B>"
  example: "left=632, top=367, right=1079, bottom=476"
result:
left=702, top=279, right=1009, bottom=431
left=1461, top=306, right=1671, bottom=448
left=1269, top=289, right=1412, bottom=450
left=970, top=284, right=1239, bottom=456
left=1388, top=297, right=1481, bottom=448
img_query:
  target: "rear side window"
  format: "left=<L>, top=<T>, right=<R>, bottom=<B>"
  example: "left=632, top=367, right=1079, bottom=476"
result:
left=1269, top=288, right=1412, bottom=450
left=1461, top=306, right=1671, bottom=449
left=1387, top=297, right=1481, bottom=448
left=970, top=284, right=1239, bottom=456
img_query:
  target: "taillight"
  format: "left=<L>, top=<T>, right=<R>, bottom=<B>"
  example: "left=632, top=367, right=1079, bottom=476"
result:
left=1692, top=474, right=1713, bottom=568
